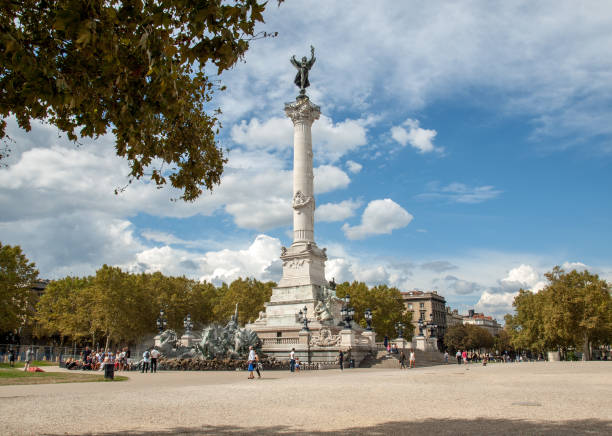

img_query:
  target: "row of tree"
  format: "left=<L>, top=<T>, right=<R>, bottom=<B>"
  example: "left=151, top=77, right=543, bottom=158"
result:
left=504, top=267, right=612, bottom=359
left=443, top=324, right=513, bottom=354
left=34, top=266, right=275, bottom=349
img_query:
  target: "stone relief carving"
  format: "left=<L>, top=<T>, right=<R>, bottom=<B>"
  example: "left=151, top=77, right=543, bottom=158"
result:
left=284, top=259, right=306, bottom=269
left=280, top=246, right=287, bottom=256
left=309, top=327, right=341, bottom=347
left=292, top=190, right=312, bottom=210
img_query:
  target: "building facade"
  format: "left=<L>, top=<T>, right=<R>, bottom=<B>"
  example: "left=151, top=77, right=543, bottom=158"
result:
left=400, top=290, right=447, bottom=339
left=462, top=309, right=503, bottom=336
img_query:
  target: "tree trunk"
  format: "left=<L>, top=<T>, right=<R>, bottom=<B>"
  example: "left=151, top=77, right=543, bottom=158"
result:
left=583, top=333, right=590, bottom=361
left=104, top=335, right=110, bottom=352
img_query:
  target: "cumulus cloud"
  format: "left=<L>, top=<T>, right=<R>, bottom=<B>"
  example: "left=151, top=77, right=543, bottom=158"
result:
left=345, top=160, right=363, bottom=174
left=126, top=234, right=282, bottom=285
left=230, top=117, right=293, bottom=152
left=317, top=199, right=362, bottom=222
left=561, top=261, right=589, bottom=272
left=474, top=291, right=516, bottom=320
left=391, top=119, right=440, bottom=153
left=313, top=165, right=351, bottom=194
left=417, top=182, right=502, bottom=204
left=342, top=199, right=413, bottom=240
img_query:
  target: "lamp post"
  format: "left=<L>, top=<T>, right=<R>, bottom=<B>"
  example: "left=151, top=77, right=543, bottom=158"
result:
left=183, top=314, right=193, bottom=335
left=340, top=294, right=354, bottom=329
left=156, top=309, right=167, bottom=333
left=395, top=322, right=405, bottom=339
left=298, top=306, right=310, bottom=331
left=364, top=308, right=373, bottom=331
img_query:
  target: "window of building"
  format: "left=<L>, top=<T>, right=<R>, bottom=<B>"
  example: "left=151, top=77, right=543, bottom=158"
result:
left=420, top=311, right=425, bottom=320
left=419, top=302, right=424, bottom=309
left=407, top=303, right=413, bottom=310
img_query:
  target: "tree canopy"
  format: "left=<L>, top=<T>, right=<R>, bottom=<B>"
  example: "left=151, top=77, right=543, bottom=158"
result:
left=0, top=0, right=275, bottom=200
left=0, top=242, right=39, bottom=333
left=505, top=266, right=611, bottom=359
left=35, top=266, right=276, bottom=347
left=443, top=324, right=495, bottom=353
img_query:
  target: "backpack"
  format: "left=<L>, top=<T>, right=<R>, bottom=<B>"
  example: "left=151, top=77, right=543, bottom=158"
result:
left=144, top=351, right=150, bottom=359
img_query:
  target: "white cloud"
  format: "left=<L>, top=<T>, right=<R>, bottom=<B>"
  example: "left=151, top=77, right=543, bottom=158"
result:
left=127, top=234, right=282, bottom=285
left=230, top=117, right=293, bottom=152
left=417, top=182, right=502, bottom=204
left=317, top=199, right=362, bottom=222
left=345, top=160, right=362, bottom=174
left=391, top=119, right=440, bottom=153
left=342, top=199, right=413, bottom=240
left=474, top=291, right=516, bottom=320
left=313, top=165, right=351, bottom=194
left=561, top=261, right=589, bottom=272
left=312, top=116, right=369, bottom=162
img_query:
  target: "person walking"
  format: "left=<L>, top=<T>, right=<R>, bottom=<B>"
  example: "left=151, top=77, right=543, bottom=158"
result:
left=462, top=350, right=468, bottom=364
left=254, top=352, right=262, bottom=379
left=456, top=350, right=462, bottom=365
left=141, top=349, right=151, bottom=373
left=338, top=350, right=344, bottom=371
left=8, top=348, right=16, bottom=368
left=289, top=348, right=296, bottom=373
left=24, top=347, right=33, bottom=371
left=247, top=346, right=256, bottom=379
left=409, top=349, right=416, bottom=369
left=399, top=351, right=407, bottom=369
left=444, top=351, right=449, bottom=364
left=150, top=347, right=160, bottom=373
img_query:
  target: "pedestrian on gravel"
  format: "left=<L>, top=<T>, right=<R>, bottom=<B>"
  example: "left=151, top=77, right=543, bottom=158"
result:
left=150, top=347, right=160, bottom=373
left=456, top=350, right=462, bottom=364
left=247, top=346, right=256, bottom=379
left=462, top=350, right=468, bottom=364
left=141, top=349, right=151, bottom=373
left=444, top=351, right=449, bottom=364
left=399, top=351, right=407, bottom=369
left=409, top=349, right=416, bottom=368
left=254, top=352, right=262, bottom=379
left=289, top=348, right=296, bottom=373
left=338, top=350, right=344, bottom=370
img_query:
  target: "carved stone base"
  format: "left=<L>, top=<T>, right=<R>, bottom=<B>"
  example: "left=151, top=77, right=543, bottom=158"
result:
left=278, top=241, right=327, bottom=288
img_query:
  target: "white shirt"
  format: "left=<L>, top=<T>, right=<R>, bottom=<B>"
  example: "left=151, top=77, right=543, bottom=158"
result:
left=290, top=350, right=295, bottom=360
left=150, top=349, right=160, bottom=359
left=248, top=349, right=255, bottom=362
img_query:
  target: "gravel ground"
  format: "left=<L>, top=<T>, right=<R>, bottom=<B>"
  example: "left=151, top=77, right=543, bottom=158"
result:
left=0, top=361, right=610, bottom=435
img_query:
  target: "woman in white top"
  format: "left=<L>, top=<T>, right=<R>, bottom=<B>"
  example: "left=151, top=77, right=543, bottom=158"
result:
left=409, top=349, right=416, bottom=368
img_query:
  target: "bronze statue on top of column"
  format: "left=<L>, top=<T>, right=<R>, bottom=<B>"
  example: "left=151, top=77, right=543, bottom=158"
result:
left=290, top=46, right=316, bottom=98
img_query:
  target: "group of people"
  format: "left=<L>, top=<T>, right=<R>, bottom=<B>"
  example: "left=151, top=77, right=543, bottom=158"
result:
left=64, top=346, right=133, bottom=371
left=398, top=349, right=417, bottom=369
left=247, top=346, right=263, bottom=379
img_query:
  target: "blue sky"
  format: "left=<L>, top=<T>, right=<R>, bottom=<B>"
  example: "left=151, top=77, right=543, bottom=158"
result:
left=1, top=1, right=611, bottom=320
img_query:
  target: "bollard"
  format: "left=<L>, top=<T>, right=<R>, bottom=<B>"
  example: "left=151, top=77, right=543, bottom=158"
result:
left=104, top=363, right=114, bottom=380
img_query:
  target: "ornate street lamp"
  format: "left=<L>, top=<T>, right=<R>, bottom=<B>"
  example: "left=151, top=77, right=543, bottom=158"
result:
left=395, top=321, right=405, bottom=339
left=341, top=294, right=354, bottom=329
left=156, top=309, right=167, bottom=333
left=183, top=313, right=193, bottom=335
left=417, top=318, right=424, bottom=336
left=364, top=308, right=373, bottom=331
left=298, top=306, right=310, bottom=331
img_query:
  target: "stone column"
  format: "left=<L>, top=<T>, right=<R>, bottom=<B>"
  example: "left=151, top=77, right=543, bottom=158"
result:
left=285, top=97, right=320, bottom=244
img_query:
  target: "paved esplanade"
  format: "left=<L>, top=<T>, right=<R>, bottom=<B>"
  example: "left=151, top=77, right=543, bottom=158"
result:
left=1, top=362, right=611, bottom=435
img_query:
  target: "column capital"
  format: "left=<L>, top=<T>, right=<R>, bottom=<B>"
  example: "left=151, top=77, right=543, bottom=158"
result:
left=285, top=97, right=320, bottom=125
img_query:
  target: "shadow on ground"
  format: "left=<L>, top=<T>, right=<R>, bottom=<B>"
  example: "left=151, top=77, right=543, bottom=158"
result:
left=49, top=418, right=612, bottom=436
